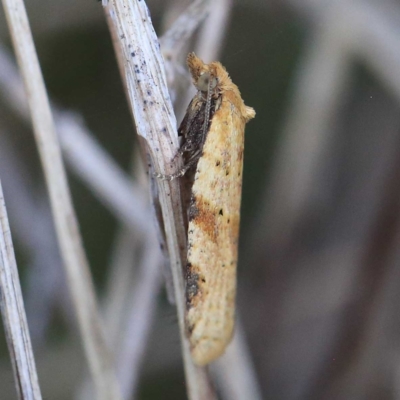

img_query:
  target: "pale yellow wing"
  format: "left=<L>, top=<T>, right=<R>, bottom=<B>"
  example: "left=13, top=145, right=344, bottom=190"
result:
left=186, top=93, right=249, bottom=366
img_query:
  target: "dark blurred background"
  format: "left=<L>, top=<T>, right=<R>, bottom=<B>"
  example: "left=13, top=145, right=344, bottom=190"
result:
left=1, top=0, right=400, bottom=399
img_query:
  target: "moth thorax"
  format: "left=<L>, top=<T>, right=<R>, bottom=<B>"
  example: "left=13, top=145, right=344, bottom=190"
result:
left=196, top=72, right=218, bottom=93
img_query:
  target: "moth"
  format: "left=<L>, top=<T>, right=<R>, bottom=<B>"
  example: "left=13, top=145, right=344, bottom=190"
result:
left=161, top=53, right=255, bottom=365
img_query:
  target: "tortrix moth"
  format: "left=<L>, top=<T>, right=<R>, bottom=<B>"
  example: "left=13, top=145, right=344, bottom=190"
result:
left=161, top=53, right=255, bottom=365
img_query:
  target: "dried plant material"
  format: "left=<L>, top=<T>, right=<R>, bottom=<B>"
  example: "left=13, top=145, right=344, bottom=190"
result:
left=177, top=53, right=255, bottom=365
left=103, top=3, right=217, bottom=398
left=0, top=182, right=42, bottom=400
left=2, top=0, right=121, bottom=397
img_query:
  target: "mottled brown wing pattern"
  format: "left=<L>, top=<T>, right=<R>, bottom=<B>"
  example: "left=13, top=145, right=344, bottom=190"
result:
left=173, top=53, right=255, bottom=366
left=177, top=92, right=218, bottom=174
left=177, top=90, right=220, bottom=224
left=186, top=94, right=248, bottom=366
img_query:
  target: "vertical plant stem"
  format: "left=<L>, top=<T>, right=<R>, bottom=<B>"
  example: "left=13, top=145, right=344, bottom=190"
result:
left=103, top=1, right=216, bottom=398
left=1, top=0, right=121, bottom=399
left=0, top=181, right=42, bottom=400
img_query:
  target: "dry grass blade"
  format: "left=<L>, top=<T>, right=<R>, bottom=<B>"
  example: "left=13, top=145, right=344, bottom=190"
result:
left=103, top=1, right=215, bottom=398
left=0, top=46, right=151, bottom=239
left=336, top=1, right=400, bottom=102
left=1, top=0, right=121, bottom=399
left=56, top=111, right=150, bottom=234
left=160, top=0, right=210, bottom=60
left=213, top=320, right=263, bottom=400
left=0, top=132, right=65, bottom=347
left=115, top=243, right=162, bottom=399
left=195, top=0, right=232, bottom=63
left=0, top=46, right=166, bottom=398
left=0, top=182, right=42, bottom=400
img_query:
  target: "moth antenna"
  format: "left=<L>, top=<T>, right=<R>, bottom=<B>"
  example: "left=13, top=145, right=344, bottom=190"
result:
left=202, top=75, right=214, bottom=140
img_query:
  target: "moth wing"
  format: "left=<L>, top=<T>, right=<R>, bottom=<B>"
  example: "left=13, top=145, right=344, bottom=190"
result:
left=178, top=94, right=205, bottom=141
left=186, top=95, right=246, bottom=365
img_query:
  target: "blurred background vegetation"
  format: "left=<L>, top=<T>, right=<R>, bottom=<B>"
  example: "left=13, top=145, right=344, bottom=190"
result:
left=1, top=0, right=400, bottom=399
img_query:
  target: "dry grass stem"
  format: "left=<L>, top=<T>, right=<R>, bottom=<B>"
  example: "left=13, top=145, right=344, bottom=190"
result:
left=194, top=0, right=232, bottom=63
left=103, top=1, right=215, bottom=398
left=115, top=243, right=162, bottom=399
left=0, top=181, right=42, bottom=400
left=1, top=0, right=121, bottom=399
left=104, top=229, right=143, bottom=348
left=337, top=1, right=400, bottom=102
left=0, top=46, right=152, bottom=240
left=56, top=111, right=150, bottom=233
left=160, top=0, right=210, bottom=60
left=0, top=133, right=66, bottom=346
left=1, top=45, right=166, bottom=399
left=213, top=319, right=263, bottom=400
left=108, top=154, right=162, bottom=399
left=160, top=0, right=210, bottom=105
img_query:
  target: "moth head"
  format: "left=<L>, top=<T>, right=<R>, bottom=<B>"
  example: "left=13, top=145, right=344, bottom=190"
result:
left=196, top=72, right=218, bottom=93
